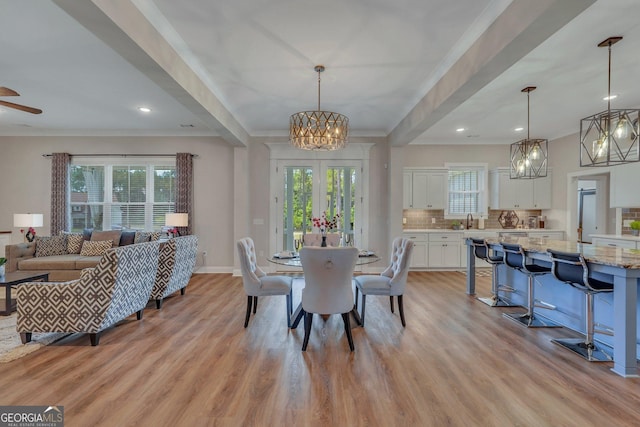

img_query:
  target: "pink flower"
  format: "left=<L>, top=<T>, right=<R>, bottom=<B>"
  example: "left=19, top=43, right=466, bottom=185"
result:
left=311, top=211, right=340, bottom=232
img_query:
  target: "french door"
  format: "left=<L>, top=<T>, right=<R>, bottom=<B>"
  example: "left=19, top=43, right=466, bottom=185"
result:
left=274, top=159, right=363, bottom=253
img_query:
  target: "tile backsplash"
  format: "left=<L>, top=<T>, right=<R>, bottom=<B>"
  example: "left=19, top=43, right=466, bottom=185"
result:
left=403, top=209, right=543, bottom=230
left=621, top=208, right=640, bottom=235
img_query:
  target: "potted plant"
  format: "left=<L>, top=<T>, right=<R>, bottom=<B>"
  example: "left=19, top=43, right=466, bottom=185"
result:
left=451, top=220, right=464, bottom=230
left=0, top=257, right=6, bottom=276
left=630, top=220, right=640, bottom=236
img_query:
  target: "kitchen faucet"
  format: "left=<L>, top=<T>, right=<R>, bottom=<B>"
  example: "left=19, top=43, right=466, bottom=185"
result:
left=466, top=213, right=474, bottom=229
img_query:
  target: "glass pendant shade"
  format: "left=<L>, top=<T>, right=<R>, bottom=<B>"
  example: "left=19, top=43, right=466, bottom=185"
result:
left=580, top=36, right=640, bottom=167
left=289, top=65, right=349, bottom=151
left=509, top=86, right=548, bottom=179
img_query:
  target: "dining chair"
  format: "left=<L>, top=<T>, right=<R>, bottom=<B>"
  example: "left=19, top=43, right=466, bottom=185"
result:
left=237, top=237, right=293, bottom=328
left=353, top=237, right=414, bottom=327
left=299, top=246, right=359, bottom=351
left=302, top=233, right=340, bottom=247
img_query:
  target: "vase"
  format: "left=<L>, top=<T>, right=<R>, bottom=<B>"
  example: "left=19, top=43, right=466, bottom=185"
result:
left=0, top=265, right=5, bottom=277
left=321, top=235, right=327, bottom=247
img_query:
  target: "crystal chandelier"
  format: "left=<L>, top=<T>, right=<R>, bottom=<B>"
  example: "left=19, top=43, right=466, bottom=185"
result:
left=289, top=65, right=349, bottom=151
left=510, top=86, right=548, bottom=179
left=580, top=36, right=640, bottom=167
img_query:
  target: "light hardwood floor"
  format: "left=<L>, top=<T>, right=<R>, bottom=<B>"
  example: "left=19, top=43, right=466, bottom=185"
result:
left=2, top=271, right=639, bottom=426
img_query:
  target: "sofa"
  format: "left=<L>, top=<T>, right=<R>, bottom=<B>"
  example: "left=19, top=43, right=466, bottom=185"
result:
left=5, top=229, right=160, bottom=281
left=17, top=240, right=162, bottom=346
left=150, top=235, right=198, bottom=309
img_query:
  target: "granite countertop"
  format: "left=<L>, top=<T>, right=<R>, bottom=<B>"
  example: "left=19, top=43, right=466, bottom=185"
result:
left=485, top=236, right=640, bottom=269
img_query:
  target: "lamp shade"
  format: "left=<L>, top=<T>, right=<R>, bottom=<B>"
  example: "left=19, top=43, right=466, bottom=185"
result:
left=165, top=213, right=188, bottom=227
left=13, top=213, right=44, bottom=228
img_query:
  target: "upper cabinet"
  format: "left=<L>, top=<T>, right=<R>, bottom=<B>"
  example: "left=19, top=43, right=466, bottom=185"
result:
left=403, top=169, right=447, bottom=209
left=489, top=168, right=552, bottom=210
left=610, top=163, right=640, bottom=208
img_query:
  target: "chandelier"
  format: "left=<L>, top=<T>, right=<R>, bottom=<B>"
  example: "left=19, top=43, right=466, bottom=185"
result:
left=510, top=86, right=548, bottom=179
left=289, top=65, right=349, bottom=151
left=580, top=36, right=640, bottom=167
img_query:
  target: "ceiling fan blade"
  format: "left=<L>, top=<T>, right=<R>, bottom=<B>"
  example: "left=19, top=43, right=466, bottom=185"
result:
left=0, top=87, right=19, bottom=96
left=0, top=100, right=42, bottom=114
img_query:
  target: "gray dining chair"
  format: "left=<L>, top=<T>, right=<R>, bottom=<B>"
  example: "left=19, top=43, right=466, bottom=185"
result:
left=298, top=246, right=359, bottom=351
left=354, top=237, right=414, bottom=327
left=237, top=237, right=293, bottom=328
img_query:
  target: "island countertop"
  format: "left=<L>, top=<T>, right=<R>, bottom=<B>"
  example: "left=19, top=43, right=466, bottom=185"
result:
left=481, top=236, right=640, bottom=269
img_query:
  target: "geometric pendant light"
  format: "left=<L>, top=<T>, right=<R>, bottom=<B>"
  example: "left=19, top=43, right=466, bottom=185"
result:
left=580, top=36, right=640, bottom=167
left=289, top=65, right=349, bottom=151
left=510, top=86, right=548, bottom=179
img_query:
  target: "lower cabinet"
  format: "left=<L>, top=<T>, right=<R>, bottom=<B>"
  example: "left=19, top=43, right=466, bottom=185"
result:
left=427, top=232, right=462, bottom=268
left=592, top=237, right=637, bottom=249
left=404, top=234, right=428, bottom=268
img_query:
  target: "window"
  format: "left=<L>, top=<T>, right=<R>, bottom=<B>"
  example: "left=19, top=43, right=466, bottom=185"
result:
left=446, top=164, right=487, bottom=217
left=69, top=159, right=176, bottom=232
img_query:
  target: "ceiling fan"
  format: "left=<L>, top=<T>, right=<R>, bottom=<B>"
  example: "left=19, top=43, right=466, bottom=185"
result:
left=0, top=86, right=42, bottom=114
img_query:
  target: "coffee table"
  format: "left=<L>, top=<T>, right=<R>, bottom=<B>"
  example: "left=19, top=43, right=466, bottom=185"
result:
left=0, top=271, right=50, bottom=316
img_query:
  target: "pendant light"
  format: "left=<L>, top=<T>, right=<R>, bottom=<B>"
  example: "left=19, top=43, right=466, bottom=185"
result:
left=510, top=86, right=548, bottom=179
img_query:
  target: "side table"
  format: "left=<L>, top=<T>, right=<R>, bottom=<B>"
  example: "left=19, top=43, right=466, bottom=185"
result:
left=0, top=271, right=50, bottom=316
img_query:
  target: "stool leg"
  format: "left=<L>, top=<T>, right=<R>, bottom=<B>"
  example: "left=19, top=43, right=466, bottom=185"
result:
left=477, top=263, right=516, bottom=307
left=503, top=273, right=560, bottom=328
left=551, top=292, right=612, bottom=362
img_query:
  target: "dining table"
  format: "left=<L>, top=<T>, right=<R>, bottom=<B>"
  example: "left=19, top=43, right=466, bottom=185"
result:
left=267, top=250, right=381, bottom=329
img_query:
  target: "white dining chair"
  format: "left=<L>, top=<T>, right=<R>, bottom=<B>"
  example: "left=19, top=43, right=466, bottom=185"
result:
left=302, top=233, right=340, bottom=247
left=237, top=237, right=293, bottom=328
left=354, top=237, right=414, bottom=327
left=299, top=246, right=359, bottom=351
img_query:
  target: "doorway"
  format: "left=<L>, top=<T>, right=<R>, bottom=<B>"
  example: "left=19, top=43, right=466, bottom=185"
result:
left=568, top=173, right=609, bottom=243
left=577, top=182, right=596, bottom=243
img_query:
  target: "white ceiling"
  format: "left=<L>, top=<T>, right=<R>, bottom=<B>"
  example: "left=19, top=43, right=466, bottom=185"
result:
left=0, top=0, right=638, bottom=147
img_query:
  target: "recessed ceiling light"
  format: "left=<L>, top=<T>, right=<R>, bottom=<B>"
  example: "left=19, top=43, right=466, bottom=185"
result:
left=603, top=95, right=617, bottom=101
left=456, top=128, right=465, bottom=132
left=138, top=106, right=152, bottom=113
left=514, top=127, right=524, bottom=132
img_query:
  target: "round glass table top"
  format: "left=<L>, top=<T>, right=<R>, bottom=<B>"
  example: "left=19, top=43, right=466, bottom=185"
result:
left=268, top=251, right=380, bottom=267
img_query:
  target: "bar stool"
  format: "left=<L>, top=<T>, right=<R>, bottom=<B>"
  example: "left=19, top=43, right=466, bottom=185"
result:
left=470, top=238, right=515, bottom=307
left=500, top=242, right=560, bottom=328
left=547, top=249, right=614, bottom=362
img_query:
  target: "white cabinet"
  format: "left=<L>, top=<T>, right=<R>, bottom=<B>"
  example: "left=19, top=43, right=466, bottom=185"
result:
left=489, top=168, right=552, bottom=209
left=610, top=163, right=640, bottom=208
left=528, top=231, right=564, bottom=240
left=403, top=169, right=447, bottom=209
left=427, top=233, right=462, bottom=268
left=592, top=237, right=637, bottom=249
left=404, top=233, right=428, bottom=268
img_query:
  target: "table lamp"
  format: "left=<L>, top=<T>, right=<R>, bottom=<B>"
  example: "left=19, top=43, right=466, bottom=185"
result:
left=165, top=213, right=188, bottom=238
left=14, top=213, right=44, bottom=242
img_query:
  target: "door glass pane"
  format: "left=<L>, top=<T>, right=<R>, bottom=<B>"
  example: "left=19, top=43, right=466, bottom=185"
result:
left=70, top=165, right=105, bottom=231
left=283, top=167, right=313, bottom=251
left=326, top=166, right=356, bottom=246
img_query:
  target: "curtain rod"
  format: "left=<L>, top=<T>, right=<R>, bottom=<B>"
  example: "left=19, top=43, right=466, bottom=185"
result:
left=42, top=153, right=197, bottom=158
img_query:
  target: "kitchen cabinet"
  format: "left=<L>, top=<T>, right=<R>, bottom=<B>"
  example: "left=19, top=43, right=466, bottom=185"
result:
left=489, top=168, right=552, bottom=209
left=592, top=236, right=638, bottom=249
left=404, top=233, right=428, bottom=268
left=610, top=163, right=640, bottom=208
left=427, top=233, right=462, bottom=268
left=527, top=231, right=564, bottom=240
left=403, top=169, right=447, bottom=209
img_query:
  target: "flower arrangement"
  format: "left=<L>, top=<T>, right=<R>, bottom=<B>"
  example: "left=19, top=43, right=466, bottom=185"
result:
left=312, top=211, right=340, bottom=235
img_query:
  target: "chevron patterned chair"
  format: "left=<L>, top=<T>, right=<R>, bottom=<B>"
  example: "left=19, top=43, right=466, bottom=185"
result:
left=16, top=240, right=161, bottom=346
left=150, top=235, right=198, bottom=309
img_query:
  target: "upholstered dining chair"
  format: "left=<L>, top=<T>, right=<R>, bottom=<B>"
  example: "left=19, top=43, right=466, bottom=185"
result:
left=354, top=237, right=414, bottom=327
left=302, top=233, right=340, bottom=247
left=237, top=237, right=293, bottom=328
left=299, top=246, right=359, bottom=351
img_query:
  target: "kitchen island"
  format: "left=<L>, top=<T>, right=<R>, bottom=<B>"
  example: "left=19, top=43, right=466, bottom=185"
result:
left=465, top=236, right=640, bottom=377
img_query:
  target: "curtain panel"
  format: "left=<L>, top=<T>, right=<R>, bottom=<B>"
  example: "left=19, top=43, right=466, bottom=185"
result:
left=51, top=152, right=70, bottom=234
left=175, top=153, right=193, bottom=235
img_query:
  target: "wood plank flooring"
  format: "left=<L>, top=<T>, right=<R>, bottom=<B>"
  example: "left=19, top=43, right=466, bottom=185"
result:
left=1, top=271, right=639, bottom=426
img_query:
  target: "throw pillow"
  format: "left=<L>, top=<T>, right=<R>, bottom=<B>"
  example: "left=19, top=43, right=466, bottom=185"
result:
left=91, top=230, right=122, bottom=247
left=59, top=231, right=84, bottom=254
left=134, top=231, right=161, bottom=243
left=80, top=240, right=113, bottom=257
left=35, top=235, right=68, bottom=257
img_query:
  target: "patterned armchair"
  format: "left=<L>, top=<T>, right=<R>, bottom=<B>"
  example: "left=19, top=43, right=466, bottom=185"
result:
left=16, top=241, right=161, bottom=346
left=150, top=235, right=198, bottom=309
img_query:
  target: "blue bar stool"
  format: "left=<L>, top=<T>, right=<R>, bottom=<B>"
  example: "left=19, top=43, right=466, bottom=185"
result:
left=470, top=238, right=515, bottom=307
left=500, top=242, right=560, bottom=328
left=547, top=249, right=614, bottom=362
